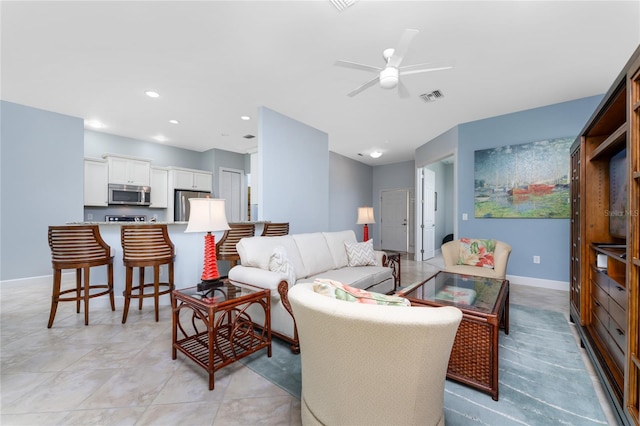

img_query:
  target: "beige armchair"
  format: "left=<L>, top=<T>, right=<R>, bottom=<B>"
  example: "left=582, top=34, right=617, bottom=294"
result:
left=288, top=283, right=462, bottom=426
left=441, top=239, right=511, bottom=279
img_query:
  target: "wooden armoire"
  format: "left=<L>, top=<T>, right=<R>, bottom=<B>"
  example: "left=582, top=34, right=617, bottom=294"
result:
left=570, top=44, right=640, bottom=425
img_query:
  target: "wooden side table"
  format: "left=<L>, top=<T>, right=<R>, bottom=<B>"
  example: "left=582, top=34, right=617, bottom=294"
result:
left=385, top=251, right=401, bottom=291
left=171, top=281, right=271, bottom=390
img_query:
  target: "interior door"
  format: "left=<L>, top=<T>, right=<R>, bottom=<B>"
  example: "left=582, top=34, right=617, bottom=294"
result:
left=219, top=168, right=244, bottom=222
left=422, top=168, right=436, bottom=259
left=381, top=189, right=409, bottom=252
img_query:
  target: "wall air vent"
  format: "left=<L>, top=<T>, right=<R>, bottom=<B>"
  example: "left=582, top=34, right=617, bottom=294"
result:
left=420, top=90, right=444, bottom=103
left=243, top=134, right=255, bottom=139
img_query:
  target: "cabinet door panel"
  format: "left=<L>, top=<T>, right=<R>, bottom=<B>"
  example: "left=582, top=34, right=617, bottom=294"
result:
left=193, top=172, right=212, bottom=191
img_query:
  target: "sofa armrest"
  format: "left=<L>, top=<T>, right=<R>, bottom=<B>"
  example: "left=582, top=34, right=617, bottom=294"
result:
left=228, top=265, right=287, bottom=298
left=374, top=250, right=387, bottom=266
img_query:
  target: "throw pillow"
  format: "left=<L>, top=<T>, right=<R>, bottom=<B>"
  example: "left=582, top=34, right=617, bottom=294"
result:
left=344, top=239, right=377, bottom=267
left=457, top=238, right=496, bottom=269
left=312, top=279, right=410, bottom=306
left=269, top=246, right=297, bottom=286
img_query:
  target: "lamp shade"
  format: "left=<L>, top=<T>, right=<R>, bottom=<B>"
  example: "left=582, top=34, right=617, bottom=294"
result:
left=356, top=207, right=375, bottom=225
left=185, top=198, right=231, bottom=233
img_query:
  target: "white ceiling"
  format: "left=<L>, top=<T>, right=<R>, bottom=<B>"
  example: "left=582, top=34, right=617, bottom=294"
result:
left=2, top=1, right=639, bottom=166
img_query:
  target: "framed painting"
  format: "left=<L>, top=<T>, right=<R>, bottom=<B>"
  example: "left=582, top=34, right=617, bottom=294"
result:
left=474, top=137, right=573, bottom=218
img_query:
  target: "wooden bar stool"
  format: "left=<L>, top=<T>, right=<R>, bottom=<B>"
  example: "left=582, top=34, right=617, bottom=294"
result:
left=47, top=225, right=115, bottom=328
left=121, top=224, right=175, bottom=323
left=216, top=223, right=255, bottom=269
left=261, top=222, right=289, bottom=236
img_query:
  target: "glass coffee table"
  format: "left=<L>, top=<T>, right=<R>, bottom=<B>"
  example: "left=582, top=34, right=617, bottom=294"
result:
left=397, top=271, right=509, bottom=400
left=171, top=280, right=271, bottom=390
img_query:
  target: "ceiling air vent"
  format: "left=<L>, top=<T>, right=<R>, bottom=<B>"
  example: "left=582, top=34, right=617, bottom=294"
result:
left=420, top=90, right=444, bottom=103
left=330, top=0, right=358, bottom=12
left=243, top=134, right=255, bottom=139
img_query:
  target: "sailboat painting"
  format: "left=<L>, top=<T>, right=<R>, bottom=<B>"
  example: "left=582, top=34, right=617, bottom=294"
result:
left=474, top=137, right=573, bottom=218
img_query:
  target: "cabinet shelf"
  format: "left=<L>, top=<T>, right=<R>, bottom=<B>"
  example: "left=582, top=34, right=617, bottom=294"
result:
left=589, top=123, right=626, bottom=161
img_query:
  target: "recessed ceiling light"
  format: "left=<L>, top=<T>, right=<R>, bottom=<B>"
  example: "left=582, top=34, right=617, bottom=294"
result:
left=85, top=120, right=105, bottom=129
left=240, top=115, right=251, bottom=121
left=145, top=91, right=160, bottom=98
left=153, top=135, right=167, bottom=142
left=169, top=119, right=179, bottom=124
left=370, top=151, right=382, bottom=158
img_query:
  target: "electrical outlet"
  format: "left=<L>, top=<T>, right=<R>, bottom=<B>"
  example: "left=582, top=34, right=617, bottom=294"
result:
left=462, top=213, right=468, bottom=221
left=533, top=255, right=541, bottom=264
left=87, top=213, right=93, bottom=220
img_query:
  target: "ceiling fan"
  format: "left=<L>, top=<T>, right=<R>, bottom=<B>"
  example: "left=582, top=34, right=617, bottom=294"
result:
left=335, top=29, right=453, bottom=98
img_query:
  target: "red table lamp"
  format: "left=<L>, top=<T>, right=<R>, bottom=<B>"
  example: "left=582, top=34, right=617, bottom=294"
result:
left=185, top=198, right=230, bottom=288
left=356, top=207, right=375, bottom=242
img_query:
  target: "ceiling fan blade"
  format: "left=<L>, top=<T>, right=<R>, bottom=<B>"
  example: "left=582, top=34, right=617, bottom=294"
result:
left=399, top=60, right=455, bottom=76
left=398, top=81, right=410, bottom=98
left=334, top=60, right=381, bottom=73
left=347, top=76, right=379, bottom=97
left=388, top=29, right=419, bottom=68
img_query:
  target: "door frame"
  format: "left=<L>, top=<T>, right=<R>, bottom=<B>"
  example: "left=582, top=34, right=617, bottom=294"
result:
left=415, top=152, right=458, bottom=261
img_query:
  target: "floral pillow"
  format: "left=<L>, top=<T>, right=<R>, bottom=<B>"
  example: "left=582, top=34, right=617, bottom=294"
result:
left=269, top=246, right=297, bottom=286
left=344, top=239, right=377, bottom=267
left=457, top=238, right=496, bottom=269
left=312, top=278, right=409, bottom=306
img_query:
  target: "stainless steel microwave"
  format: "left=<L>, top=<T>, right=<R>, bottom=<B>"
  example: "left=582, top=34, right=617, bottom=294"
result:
left=108, top=184, right=151, bottom=206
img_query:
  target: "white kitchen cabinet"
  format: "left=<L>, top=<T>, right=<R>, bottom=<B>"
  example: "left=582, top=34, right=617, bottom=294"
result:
left=150, top=167, right=168, bottom=208
left=104, top=155, right=151, bottom=186
left=169, top=168, right=212, bottom=192
left=84, top=158, right=108, bottom=206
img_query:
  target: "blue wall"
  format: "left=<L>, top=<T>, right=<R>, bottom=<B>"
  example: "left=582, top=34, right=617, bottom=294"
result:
left=424, top=96, right=603, bottom=282
left=1, top=101, right=84, bottom=280
left=329, top=152, right=373, bottom=236
left=259, top=107, right=329, bottom=234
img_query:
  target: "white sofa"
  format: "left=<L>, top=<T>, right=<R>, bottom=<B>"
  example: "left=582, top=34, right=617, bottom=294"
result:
left=289, top=282, right=462, bottom=426
left=228, top=230, right=398, bottom=352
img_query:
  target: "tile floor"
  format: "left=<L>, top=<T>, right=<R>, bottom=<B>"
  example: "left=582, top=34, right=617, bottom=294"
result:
left=1, top=254, right=616, bottom=425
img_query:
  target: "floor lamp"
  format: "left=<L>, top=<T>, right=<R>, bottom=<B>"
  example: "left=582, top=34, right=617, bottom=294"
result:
left=185, top=197, right=230, bottom=291
left=357, top=207, right=375, bottom=242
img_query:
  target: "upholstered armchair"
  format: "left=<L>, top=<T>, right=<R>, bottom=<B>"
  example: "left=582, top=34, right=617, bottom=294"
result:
left=288, top=282, right=462, bottom=426
left=441, top=238, right=512, bottom=279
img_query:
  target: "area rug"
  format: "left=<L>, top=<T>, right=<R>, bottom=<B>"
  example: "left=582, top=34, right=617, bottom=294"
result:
left=239, top=304, right=608, bottom=425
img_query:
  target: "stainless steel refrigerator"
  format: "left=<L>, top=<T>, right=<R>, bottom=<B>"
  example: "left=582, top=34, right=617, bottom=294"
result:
left=174, top=190, right=211, bottom=222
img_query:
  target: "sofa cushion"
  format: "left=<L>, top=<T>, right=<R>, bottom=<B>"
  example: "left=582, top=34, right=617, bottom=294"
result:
left=293, top=233, right=334, bottom=278
left=457, top=238, right=496, bottom=269
left=345, top=239, right=377, bottom=267
left=323, top=230, right=357, bottom=269
left=236, top=235, right=308, bottom=278
left=269, top=246, right=297, bottom=286
left=312, top=278, right=409, bottom=306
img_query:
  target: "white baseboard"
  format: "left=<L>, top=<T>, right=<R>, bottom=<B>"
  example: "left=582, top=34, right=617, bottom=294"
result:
left=506, top=274, right=569, bottom=292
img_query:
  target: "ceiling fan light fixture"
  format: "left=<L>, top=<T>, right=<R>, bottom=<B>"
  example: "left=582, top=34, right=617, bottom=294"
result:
left=379, top=67, right=399, bottom=89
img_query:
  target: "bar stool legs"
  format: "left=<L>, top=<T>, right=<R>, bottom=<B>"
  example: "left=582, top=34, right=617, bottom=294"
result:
left=121, top=263, right=174, bottom=323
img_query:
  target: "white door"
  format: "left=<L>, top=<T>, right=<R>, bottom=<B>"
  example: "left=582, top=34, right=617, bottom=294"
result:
left=422, top=168, right=436, bottom=259
left=381, top=190, right=409, bottom=251
left=219, top=168, right=244, bottom=222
